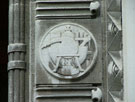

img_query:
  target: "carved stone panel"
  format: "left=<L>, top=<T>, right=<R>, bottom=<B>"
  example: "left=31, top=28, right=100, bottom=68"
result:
left=39, top=23, right=98, bottom=79
left=106, top=0, right=123, bottom=102
left=8, top=0, right=124, bottom=102
left=34, top=17, right=103, bottom=102
left=35, top=19, right=102, bottom=84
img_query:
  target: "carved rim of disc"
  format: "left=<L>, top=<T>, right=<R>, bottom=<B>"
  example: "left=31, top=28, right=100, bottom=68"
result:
left=39, top=23, right=98, bottom=79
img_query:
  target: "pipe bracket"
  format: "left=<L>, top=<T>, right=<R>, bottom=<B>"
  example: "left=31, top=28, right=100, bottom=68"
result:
left=8, top=43, right=26, bottom=53
left=8, top=60, right=26, bottom=71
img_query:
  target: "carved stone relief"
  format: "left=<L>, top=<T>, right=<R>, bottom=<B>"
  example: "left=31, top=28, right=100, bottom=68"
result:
left=107, top=0, right=123, bottom=101
left=8, top=0, right=124, bottom=102
left=39, top=23, right=98, bottom=79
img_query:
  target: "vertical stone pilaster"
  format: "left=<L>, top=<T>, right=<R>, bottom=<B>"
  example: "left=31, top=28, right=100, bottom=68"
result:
left=106, top=0, right=123, bottom=102
left=8, top=0, right=26, bottom=102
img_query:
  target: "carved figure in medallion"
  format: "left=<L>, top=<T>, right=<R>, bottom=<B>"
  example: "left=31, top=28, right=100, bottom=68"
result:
left=40, top=23, right=98, bottom=79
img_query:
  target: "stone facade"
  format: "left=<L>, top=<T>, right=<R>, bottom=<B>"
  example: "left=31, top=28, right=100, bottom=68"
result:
left=8, top=0, right=124, bottom=102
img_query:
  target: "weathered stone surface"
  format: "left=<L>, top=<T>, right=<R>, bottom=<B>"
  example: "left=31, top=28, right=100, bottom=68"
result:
left=8, top=0, right=123, bottom=102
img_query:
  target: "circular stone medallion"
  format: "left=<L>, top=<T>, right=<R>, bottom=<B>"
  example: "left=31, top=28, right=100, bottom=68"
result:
left=39, top=23, right=98, bottom=79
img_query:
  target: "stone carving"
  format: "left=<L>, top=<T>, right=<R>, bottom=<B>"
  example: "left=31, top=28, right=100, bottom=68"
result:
left=89, top=1, right=100, bottom=15
left=39, top=23, right=98, bottom=79
left=91, top=88, right=102, bottom=102
left=36, top=1, right=100, bottom=19
left=107, top=0, right=123, bottom=101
